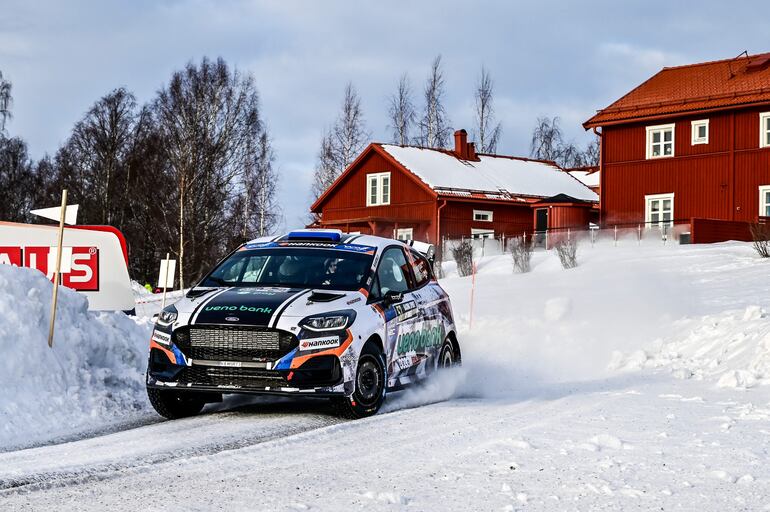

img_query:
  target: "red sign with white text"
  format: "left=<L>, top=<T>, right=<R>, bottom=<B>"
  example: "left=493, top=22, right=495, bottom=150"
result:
left=5, top=246, right=100, bottom=291
left=0, top=247, right=22, bottom=267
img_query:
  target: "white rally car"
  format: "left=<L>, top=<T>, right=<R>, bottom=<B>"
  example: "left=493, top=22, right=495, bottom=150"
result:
left=147, top=229, right=461, bottom=419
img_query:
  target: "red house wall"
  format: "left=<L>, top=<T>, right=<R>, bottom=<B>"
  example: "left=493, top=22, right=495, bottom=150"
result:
left=316, top=150, right=437, bottom=241
left=440, top=200, right=533, bottom=239
left=601, top=107, right=770, bottom=226
left=546, top=206, right=594, bottom=230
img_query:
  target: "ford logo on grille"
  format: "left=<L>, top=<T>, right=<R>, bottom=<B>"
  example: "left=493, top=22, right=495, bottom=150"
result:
left=225, top=316, right=240, bottom=322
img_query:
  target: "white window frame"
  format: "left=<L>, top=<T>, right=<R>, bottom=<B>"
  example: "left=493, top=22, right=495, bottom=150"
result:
left=472, top=209, right=493, bottom=222
left=760, top=112, right=770, bottom=149
left=645, top=193, right=675, bottom=228
left=645, top=123, right=675, bottom=159
left=366, top=172, right=391, bottom=206
left=395, top=227, right=413, bottom=241
left=471, top=228, right=495, bottom=239
left=691, top=119, right=709, bottom=145
left=759, top=185, right=770, bottom=218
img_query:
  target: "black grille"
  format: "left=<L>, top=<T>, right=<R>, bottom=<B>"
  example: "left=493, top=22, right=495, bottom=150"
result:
left=177, top=366, right=289, bottom=389
left=173, top=326, right=297, bottom=362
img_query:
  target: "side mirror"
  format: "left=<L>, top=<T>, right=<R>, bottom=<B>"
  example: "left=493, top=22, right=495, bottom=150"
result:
left=383, top=290, right=404, bottom=305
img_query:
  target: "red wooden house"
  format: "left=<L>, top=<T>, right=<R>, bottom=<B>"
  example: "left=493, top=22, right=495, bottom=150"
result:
left=310, top=130, right=597, bottom=243
left=584, top=51, right=770, bottom=240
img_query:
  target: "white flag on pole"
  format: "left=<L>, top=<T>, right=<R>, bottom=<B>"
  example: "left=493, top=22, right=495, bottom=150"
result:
left=157, top=259, right=176, bottom=289
left=31, top=204, right=79, bottom=225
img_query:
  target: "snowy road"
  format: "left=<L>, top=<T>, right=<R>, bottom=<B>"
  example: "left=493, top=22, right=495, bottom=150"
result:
left=4, top=242, right=770, bottom=510
left=2, top=374, right=769, bottom=511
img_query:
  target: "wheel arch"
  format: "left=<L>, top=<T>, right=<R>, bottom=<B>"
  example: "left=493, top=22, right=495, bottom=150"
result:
left=447, top=330, right=462, bottom=360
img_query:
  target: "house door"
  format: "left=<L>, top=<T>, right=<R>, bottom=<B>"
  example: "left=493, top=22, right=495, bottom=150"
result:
left=535, top=208, right=548, bottom=232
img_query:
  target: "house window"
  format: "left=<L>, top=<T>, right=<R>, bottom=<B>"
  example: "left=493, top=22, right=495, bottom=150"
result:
left=759, top=186, right=770, bottom=218
left=395, top=227, right=413, bottom=241
left=645, top=193, right=674, bottom=227
left=691, top=119, right=709, bottom=145
left=366, top=172, right=390, bottom=206
left=646, top=124, right=675, bottom=159
left=761, top=112, right=770, bottom=148
left=473, top=209, right=493, bottom=222
left=471, top=228, right=495, bottom=239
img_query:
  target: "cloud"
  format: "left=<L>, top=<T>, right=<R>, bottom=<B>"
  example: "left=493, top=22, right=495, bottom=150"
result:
left=2, top=0, right=770, bottom=227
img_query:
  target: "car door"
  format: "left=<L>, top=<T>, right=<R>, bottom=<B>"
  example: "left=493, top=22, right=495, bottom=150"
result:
left=371, top=246, right=421, bottom=384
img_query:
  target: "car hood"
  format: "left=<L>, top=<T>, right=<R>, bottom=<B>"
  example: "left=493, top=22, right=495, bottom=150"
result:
left=176, top=286, right=363, bottom=327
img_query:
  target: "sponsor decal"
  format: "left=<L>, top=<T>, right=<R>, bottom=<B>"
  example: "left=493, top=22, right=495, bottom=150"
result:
left=396, top=324, right=444, bottom=355
left=394, top=354, right=420, bottom=371
left=225, top=316, right=239, bottom=322
left=203, top=305, right=273, bottom=314
left=394, top=300, right=418, bottom=321
left=1, top=245, right=99, bottom=291
left=346, top=297, right=362, bottom=305
left=219, top=361, right=242, bottom=367
left=335, top=243, right=376, bottom=253
left=299, top=335, right=341, bottom=351
left=151, top=330, right=171, bottom=345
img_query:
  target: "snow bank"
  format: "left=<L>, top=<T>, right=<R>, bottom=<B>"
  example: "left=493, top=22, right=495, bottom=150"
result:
left=390, top=241, right=770, bottom=409
left=0, top=265, right=153, bottom=450
left=610, top=305, right=770, bottom=389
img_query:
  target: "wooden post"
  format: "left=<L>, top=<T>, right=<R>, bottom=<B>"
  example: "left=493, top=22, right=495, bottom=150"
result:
left=614, top=225, right=618, bottom=246
left=48, top=190, right=68, bottom=348
left=469, top=262, right=477, bottom=329
left=160, top=252, right=171, bottom=312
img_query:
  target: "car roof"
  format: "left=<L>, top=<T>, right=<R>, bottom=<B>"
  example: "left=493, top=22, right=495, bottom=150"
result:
left=245, top=230, right=404, bottom=251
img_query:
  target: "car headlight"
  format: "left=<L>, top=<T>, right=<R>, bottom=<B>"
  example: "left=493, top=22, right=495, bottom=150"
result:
left=299, top=310, right=356, bottom=332
left=157, top=305, right=178, bottom=325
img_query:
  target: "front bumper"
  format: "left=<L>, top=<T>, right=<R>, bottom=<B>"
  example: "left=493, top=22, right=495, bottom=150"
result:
left=147, top=342, right=345, bottom=395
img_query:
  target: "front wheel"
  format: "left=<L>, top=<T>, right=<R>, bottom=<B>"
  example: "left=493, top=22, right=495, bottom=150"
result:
left=332, top=344, right=386, bottom=419
left=147, top=387, right=206, bottom=419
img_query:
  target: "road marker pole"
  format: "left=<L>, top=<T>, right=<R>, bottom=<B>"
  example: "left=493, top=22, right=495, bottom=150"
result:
left=469, top=262, right=477, bottom=329
left=160, top=253, right=171, bottom=312
left=47, top=190, right=68, bottom=348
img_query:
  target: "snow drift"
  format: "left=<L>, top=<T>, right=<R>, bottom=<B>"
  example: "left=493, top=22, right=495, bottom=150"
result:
left=0, top=265, right=153, bottom=450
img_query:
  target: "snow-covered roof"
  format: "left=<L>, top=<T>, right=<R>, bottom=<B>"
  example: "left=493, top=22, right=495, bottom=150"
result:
left=568, top=169, right=600, bottom=189
left=379, top=144, right=598, bottom=202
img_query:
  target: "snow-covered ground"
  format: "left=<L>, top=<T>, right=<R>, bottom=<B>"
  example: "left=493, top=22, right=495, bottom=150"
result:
left=2, top=241, right=770, bottom=510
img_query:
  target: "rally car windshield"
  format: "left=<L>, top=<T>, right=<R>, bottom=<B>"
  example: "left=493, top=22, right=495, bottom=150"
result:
left=198, top=247, right=374, bottom=291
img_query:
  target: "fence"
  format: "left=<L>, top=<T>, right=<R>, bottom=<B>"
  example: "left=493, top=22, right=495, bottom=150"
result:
left=439, top=221, right=693, bottom=260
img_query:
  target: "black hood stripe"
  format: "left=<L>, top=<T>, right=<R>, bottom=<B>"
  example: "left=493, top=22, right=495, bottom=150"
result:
left=270, top=289, right=313, bottom=328
left=193, top=287, right=307, bottom=326
left=189, top=288, right=229, bottom=324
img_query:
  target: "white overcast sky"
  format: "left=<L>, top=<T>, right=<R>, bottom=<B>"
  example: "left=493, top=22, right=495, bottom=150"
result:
left=2, top=0, right=770, bottom=228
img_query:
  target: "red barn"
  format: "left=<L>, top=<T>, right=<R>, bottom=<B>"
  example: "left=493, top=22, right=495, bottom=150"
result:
left=584, top=51, right=770, bottom=240
left=310, top=130, right=597, bottom=243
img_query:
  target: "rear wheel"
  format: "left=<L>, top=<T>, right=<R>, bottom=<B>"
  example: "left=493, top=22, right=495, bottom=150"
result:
left=332, top=343, right=386, bottom=419
left=147, top=387, right=206, bottom=419
left=439, top=336, right=461, bottom=369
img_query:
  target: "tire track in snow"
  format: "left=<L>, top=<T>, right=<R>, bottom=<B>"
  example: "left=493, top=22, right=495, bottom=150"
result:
left=0, top=399, right=345, bottom=495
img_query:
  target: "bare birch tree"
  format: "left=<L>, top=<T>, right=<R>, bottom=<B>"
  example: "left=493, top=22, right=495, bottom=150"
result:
left=387, top=73, right=415, bottom=145
left=473, top=66, right=502, bottom=153
left=153, top=57, right=262, bottom=288
left=311, top=82, right=369, bottom=202
left=59, top=88, right=140, bottom=226
left=234, top=125, right=280, bottom=241
left=530, top=116, right=600, bottom=168
left=0, top=71, right=11, bottom=133
left=417, top=55, right=451, bottom=148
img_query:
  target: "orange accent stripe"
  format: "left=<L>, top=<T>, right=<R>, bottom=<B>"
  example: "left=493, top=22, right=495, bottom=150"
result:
left=358, top=287, right=369, bottom=297
left=150, top=340, right=177, bottom=364
left=290, top=330, right=354, bottom=369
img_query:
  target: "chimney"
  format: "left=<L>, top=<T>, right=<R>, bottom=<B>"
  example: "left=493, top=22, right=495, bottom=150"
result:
left=467, top=142, right=477, bottom=160
left=454, top=129, right=468, bottom=159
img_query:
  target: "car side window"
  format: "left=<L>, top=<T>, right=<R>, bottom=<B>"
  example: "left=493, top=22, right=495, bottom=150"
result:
left=375, top=247, right=412, bottom=296
left=410, top=250, right=432, bottom=288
